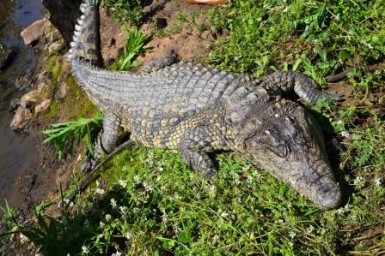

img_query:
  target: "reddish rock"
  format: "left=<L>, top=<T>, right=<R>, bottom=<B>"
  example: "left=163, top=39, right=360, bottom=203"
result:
left=20, top=90, right=40, bottom=108
left=10, top=107, right=32, bottom=130
left=35, top=99, right=51, bottom=114
left=20, top=19, right=47, bottom=45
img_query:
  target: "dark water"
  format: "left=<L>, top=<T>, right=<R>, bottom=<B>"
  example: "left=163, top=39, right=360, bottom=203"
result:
left=0, top=0, right=44, bottom=209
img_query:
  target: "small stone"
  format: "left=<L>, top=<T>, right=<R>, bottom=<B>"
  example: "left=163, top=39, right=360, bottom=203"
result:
left=20, top=19, right=47, bottom=45
left=37, top=82, right=48, bottom=92
left=35, top=99, right=51, bottom=114
left=55, top=82, right=67, bottom=99
left=48, top=41, right=64, bottom=54
left=20, top=90, right=40, bottom=108
left=37, top=71, right=52, bottom=84
left=10, top=106, right=32, bottom=130
left=200, top=30, right=216, bottom=41
left=9, top=98, right=21, bottom=112
left=15, top=75, right=31, bottom=90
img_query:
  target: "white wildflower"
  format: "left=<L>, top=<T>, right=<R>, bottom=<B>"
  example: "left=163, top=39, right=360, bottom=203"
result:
left=111, top=251, right=122, bottom=256
left=143, top=182, right=153, bottom=192
left=82, top=245, right=89, bottom=254
left=105, top=214, right=112, bottom=222
left=95, top=188, right=105, bottom=195
left=306, top=225, right=314, bottom=234
left=99, top=221, right=105, bottom=228
left=353, top=176, right=364, bottom=186
left=340, top=130, right=351, bottom=139
left=110, top=198, right=117, bottom=209
left=118, top=179, right=127, bottom=188
left=220, top=211, right=229, bottom=218
left=289, top=231, right=296, bottom=239
left=133, top=175, right=141, bottom=183
left=125, top=232, right=132, bottom=240
left=374, top=177, right=382, bottom=186
left=133, top=207, right=140, bottom=213
left=119, top=206, right=128, bottom=216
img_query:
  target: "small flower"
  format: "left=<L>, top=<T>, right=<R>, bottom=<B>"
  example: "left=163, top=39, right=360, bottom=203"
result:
left=99, top=221, right=105, bottom=228
left=242, top=164, right=252, bottom=172
left=133, top=175, right=141, bottom=183
left=340, top=130, right=351, bottom=139
left=374, top=177, right=382, bottom=186
left=105, top=214, right=112, bottom=222
left=220, top=211, right=229, bottom=218
left=143, top=182, right=153, bottom=192
left=110, top=198, right=117, bottom=209
left=289, top=231, right=296, bottom=239
left=118, top=179, right=127, bottom=188
left=133, top=207, right=140, bottom=213
left=111, top=251, right=122, bottom=256
left=353, top=176, right=364, bottom=186
left=306, top=225, right=314, bottom=234
left=119, top=206, right=128, bottom=215
left=82, top=245, right=90, bottom=254
left=95, top=188, right=105, bottom=195
left=125, top=232, right=132, bottom=240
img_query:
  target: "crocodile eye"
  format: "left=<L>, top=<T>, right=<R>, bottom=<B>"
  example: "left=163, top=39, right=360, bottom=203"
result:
left=259, top=130, right=288, bottom=158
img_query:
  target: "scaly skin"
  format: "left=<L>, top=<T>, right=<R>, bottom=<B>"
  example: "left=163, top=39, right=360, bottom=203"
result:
left=68, top=0, right=342, bottom=209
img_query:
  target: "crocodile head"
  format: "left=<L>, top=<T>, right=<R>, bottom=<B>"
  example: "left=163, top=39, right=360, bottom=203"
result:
left=237, top=100, right=341, bottom=209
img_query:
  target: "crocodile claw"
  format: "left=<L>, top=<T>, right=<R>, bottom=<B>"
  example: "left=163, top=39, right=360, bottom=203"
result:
left=82, top=153, right=97, bottom=172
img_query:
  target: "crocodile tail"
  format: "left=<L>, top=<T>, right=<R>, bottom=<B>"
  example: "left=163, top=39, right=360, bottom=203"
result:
left=68, top=0, right=102, bottom=67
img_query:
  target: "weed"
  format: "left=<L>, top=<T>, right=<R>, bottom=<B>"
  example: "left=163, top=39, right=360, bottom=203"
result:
left=42, top=114, right=102, bottom=159
left=112, top=27, right=148, bottom=71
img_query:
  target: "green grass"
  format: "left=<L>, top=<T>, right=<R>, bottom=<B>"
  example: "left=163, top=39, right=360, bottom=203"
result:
left=1, top=0, right=385, bottom=255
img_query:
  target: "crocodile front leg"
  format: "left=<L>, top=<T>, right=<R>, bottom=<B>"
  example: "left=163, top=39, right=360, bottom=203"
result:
left=178, top=126, right=217, bottom=178
left=256, top=71, right=340, bottom=103
left=84, top=112, right=122, bottom=171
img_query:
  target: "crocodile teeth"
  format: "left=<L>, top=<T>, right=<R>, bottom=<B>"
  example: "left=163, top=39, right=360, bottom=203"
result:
left=75, top=24, right=82, bottom=31
left=74, top=30, right=81, bottom=37
left=70, top=42, right=76, bottom=48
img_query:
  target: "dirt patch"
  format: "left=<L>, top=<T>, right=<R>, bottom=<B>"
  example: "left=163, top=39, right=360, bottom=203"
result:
left=99, top=0, right=216, bottom=66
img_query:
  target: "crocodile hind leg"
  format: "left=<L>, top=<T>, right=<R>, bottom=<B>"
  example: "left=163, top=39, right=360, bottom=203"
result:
left=141, top=50, right=178, bottom=73
left=84, top=112, right=123, bottom=171
left=255, top=71, right=341, bottom=103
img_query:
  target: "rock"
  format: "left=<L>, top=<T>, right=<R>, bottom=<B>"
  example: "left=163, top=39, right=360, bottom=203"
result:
left=55, top=82, right=67, bottom=99
left=35, top=99, right=51, bottom=114
left=10, top=107, right=32, bottom=130
left=200, top=30, right=216, bottom=41
left=15, top=74, right=32, bottom=90
left=20, top=19, right=47, bottom=45
left=37, top=71, right=52, bottom=85
left=37, top=82, right=49, bottom=92
left=20, top=90, right=40, bottom=108
left=9, top=98, right=21, bottom=112
left=48, top=41, right=64, bottom=54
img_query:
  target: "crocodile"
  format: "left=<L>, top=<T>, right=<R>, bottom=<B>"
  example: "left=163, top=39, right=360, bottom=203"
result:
left=68, top=0, right=342, bottom=209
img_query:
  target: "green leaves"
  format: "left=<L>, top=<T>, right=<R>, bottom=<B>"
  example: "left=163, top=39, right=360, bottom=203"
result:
left=115, top=27, right=148, bottom=71
left=42, top=114, right=103, bottom=159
